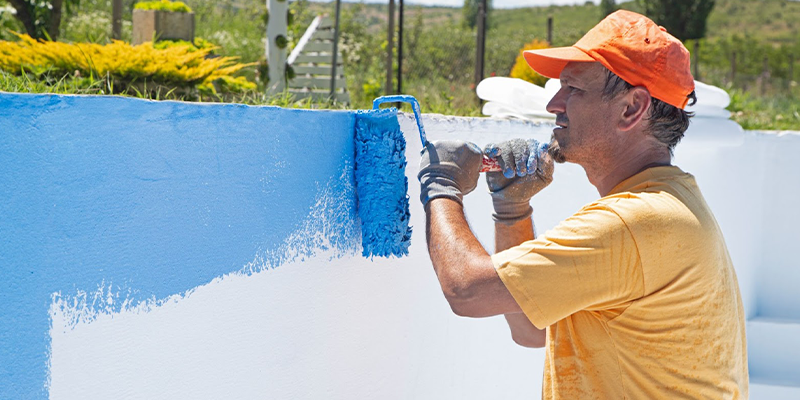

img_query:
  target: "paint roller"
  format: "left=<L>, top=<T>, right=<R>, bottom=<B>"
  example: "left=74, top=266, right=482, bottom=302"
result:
left=353, top=95, right=542, bottom=258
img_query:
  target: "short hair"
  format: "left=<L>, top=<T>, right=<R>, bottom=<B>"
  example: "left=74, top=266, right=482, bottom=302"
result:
left=601, top=69, right=697, bottom=154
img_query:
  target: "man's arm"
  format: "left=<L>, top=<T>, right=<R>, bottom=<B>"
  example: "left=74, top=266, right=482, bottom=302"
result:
left=495, top=218, right=546, bottom=348
left=424, top=198, right=523, bottom=318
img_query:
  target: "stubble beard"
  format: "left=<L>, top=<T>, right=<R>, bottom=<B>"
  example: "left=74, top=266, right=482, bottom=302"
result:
left=548, top=136, right=567, bottom=164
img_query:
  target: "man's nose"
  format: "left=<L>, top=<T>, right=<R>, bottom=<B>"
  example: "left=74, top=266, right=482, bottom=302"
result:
left=546, top=88, right=567, bottom=115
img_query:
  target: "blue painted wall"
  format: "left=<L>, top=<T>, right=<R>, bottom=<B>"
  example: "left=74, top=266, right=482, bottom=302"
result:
left=0, top=93, right=358, bottom=398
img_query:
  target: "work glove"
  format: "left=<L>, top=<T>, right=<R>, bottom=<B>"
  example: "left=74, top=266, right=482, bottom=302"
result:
left=484, top=138, right=554, bottom=225
left=418, top=140, right=483, bottom=206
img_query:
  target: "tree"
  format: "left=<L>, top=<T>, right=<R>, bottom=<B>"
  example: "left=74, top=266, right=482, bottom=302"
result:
left=600, top=0, right=618, bottom=18
left=6, top=0, right=79, bottom=41
left=636, top=0, right=715, bottom=78
left=462, top=0, right=491, bottom=30
left=635, top=0, right=715, bottom=42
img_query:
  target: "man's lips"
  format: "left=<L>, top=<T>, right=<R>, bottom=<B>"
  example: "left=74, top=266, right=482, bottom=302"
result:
left=555, top=114, right=568, bottom=128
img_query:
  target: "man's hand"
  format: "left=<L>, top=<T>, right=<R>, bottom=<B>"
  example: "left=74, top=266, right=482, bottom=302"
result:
left=484, top=139, right=554, bottom=225
left=418, top=140, right=483, bottom=206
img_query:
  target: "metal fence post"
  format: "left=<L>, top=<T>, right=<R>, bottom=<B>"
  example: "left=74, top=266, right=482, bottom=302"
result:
left=474, top=0, right=486, bottom=89
left=547, top=16, right=553, bottom=45
left=789, top=53, right=795, bottom=95
left=761, top=56, right=769, bottom=96
left=330, top=0, right=342, bottom=98
left=386, top=0, right=395, bottom=96
left=398, top=0, right=404, bottom=94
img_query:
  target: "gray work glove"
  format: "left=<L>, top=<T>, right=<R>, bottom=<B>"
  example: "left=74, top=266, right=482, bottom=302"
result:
left=418, top=140, right=483, bottom=206
left=484, top=139, right=554, bottom=225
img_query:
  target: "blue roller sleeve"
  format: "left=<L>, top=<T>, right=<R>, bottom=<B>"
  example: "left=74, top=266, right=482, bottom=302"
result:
left=354, top=107, right=412, bottom=258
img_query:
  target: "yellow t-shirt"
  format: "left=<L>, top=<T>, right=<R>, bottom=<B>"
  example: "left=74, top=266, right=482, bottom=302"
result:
left=492, top=166, right=748, bottom=399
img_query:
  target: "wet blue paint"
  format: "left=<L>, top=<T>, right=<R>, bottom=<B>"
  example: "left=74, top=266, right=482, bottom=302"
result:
left=0, top=93, right=358, bottom=398
left=354, top=108, right=412, bottom=258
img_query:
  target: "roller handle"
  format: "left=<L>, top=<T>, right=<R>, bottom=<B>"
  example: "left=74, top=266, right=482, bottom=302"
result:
left=372, top=95, right=427, bottom=148
left=480, top=155, right=503, bottom=173
left=371, top=95, right=525, bottom=174
left=480, top=144, right=551, bottom=173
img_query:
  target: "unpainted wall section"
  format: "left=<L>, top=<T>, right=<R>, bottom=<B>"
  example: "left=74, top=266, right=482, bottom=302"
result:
left=749, top=131, right=800, bottom=319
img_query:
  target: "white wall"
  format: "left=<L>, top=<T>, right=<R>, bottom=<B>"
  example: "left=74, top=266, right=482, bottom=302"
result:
left=47, top=113, right=555, bottom=399
left=749, top=131, right=800, bottom=319
left=47, top=111, right=798, bottom=398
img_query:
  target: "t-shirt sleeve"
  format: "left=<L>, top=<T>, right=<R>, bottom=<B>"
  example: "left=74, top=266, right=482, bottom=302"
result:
left=492, top=202, right=644, bottom=329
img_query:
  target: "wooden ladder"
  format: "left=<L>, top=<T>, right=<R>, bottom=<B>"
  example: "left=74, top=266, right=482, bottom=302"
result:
left=287, top=15, right=349, bottom=104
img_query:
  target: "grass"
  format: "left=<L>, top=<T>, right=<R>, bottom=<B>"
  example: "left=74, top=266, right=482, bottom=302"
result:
left=728, top=89, right=800, bottom=131
left=0, top=69, right=348, bottom=109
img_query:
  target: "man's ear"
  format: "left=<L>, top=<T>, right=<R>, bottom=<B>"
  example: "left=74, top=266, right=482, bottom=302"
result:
left=618, top=87, right=651, bottom=132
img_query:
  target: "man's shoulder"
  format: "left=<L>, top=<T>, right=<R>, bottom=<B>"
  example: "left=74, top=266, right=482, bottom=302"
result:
left=598, top=168, right=703, bottom=220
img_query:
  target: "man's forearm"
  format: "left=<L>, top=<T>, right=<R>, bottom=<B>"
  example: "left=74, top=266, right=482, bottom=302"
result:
left=494, top=217, right=534, bottom=252
left=424, top=199, right=522, bottom=317
left=425, top=199, right=493, bottom=301
left=495, top=216, right=546, bottom=347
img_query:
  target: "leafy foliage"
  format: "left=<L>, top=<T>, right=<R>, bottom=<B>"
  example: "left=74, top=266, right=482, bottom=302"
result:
left=600, top=0, right=618, bottom=18
left=462, top=0, right=491, bottom=30
left=153, top=37, right=216, bottom=52
left=727, top=89, right=800, bottom=130
left=134, top=0, right=192, bottom=13
left=5, top=0, right=79, bottom=40
left=635, top=0, right=715, bottom=41
left=509, top=39, right=549, bottom=87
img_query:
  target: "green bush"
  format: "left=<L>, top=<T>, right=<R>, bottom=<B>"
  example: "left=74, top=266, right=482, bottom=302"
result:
left=134, top=0, right=192, bottom=13
left=153, top=37, right=217, bottom=53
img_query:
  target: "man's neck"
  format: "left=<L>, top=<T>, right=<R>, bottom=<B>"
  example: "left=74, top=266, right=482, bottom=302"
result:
left=583, top=145, right=672, bottom=197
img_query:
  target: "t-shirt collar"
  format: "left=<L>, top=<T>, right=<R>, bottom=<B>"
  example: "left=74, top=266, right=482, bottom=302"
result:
left=607, top=165, right=685, bottom=195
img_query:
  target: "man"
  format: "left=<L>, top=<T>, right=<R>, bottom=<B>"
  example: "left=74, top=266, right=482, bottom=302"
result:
left=418, top=10, right=748, bottom=399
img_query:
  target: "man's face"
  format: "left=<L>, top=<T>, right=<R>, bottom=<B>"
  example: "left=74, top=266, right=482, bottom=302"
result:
left=545, top=62, right=618, bottom=165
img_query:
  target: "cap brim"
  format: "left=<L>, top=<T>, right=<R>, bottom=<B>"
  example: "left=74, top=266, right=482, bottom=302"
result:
left=523, top=47, right=595, bottom=79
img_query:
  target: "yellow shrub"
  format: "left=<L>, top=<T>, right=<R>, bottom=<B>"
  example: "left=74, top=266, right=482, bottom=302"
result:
left=509, top=39, right=549, bottom=87
left=0, top=33, right=254, bottom=91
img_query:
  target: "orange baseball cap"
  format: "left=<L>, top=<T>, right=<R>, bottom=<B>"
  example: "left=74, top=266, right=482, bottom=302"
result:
left=523, top=10, right=695, bottom=109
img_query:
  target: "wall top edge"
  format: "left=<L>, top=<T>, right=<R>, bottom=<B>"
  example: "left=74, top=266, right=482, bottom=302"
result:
left=413, top=112, right=554, bottom=126
left=749, top=130, right=800, bottom=137
left=0, top=91, right=354, bottom=115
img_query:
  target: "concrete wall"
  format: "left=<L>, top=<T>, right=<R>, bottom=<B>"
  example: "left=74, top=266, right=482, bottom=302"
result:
left=0, top=93, right=797, bottom=399
left=747, top=131, right=800, bottom=319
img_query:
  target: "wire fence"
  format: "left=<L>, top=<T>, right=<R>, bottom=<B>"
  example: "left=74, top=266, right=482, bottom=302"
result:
left=330, top=4, right=798, bottom=116
left=400, top=17, right=478, bottom=113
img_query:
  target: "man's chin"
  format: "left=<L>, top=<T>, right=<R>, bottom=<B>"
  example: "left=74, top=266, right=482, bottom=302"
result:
left=548, top=137, right=567, bottom=164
